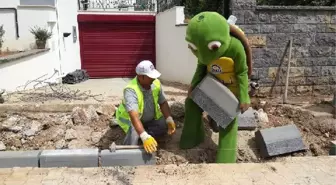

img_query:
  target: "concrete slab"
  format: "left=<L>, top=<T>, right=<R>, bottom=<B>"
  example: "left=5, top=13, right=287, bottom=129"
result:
left=238, top=107, right=258, bottom=130
left=39, top=149, right=99, bottom=168
left=191, top=74, right=240, bottom=130
left=255, top=124, right=306, bottom=158
left=0, top=150, right=40, bottom=168
left=101, top=149, right=156, bottom=166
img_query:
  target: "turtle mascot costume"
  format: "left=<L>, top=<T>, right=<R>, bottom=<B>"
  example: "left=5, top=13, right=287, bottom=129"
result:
left=179, top=11, right=253, bottom=163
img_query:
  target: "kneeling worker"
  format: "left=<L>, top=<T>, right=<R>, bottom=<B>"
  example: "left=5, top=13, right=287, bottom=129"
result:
left=115, top=60, right=176, bottom=153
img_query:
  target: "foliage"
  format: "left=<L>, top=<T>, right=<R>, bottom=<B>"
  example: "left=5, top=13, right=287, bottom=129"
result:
left=184, top=0, right=226, bottom=19
left=0, top=25, right=5, bottom=50
left=29, top=26, right=52, bottom=41
left=256, top=0, right=335, bottom=6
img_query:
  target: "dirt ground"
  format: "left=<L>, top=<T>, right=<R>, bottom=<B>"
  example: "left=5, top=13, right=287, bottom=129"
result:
left=0, top=90, right=335, bottom=165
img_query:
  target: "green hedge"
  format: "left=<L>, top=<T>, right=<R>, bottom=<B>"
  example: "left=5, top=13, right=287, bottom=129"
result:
left=183, top=0, right=226, bottom=19
left=256, top=0, right=335, bottom=6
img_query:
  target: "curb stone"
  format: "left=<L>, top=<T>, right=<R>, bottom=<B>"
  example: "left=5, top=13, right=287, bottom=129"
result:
left=0, top=148, right=156, bottom=168
left=101, top=149, right=156, bottom=166
left=0, top=150, right=41, bottom=168
left=255, top=124, right=306, bottom=158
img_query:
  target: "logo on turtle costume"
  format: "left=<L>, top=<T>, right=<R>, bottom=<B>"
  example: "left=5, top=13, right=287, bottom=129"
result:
left=210, top=64, right=222, bottom=74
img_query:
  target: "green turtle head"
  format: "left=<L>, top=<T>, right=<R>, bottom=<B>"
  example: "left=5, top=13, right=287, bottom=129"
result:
left=185, top=11, right=231, bottom=65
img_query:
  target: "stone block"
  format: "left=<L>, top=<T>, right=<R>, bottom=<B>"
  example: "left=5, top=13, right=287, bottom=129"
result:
left=232, top=10, right=245, bottom=24
left=304, top=66, right=321, bottom=77
left=309, top=47, right=333, bottom=57
left=329, top=140, right=336, bottom=155
left=297, top=12, right=317, bottom=24
left=238, top=25, right=260, bottom=34
left=293, top=47, right=310, bottom=58
left=244, top=10, right=259, bottom=24
left=271, top=12, right=297, bottom=23
left=322, top=66, right=336, bottom=76
left=255, top=124, right=306, bottom=158
left=296, top=86, right=312, bottom=93
left=306, top=76, right=330, bottom=85
left=315, top=33, right=336, bottom=47
left=231, top=0, right=256, bottom=10
left=260, top=24, right=276, bottom=33
left=332, top=47, right=336, bottom=57
left=332, top=14, right=336, bottom=24
left=39, top=149, right=98, bottom=168
left=316, top=12, right=332, bottom=23
left=294, top=24, right=316, bottom=33
left=247, top=35, right=266, bottom=48
left=258, top=12, right=271, bottom=23
left=191, top=74, right=240, bottom=130
left=266, top=33, right=291, bottom=48
left=101, top=149, right=155, bottom=166
left=0, top=150, right=40, bottom=168
left=292, top=33, right=315, bottom=47
left=238, top=107, right=257, bottom=130
left=326, top=24, right=336, bottom=32
left=276, top=24, right=294, bottom=33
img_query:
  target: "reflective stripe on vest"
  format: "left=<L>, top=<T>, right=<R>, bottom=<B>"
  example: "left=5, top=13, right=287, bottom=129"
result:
left=116, top=77, right=163, bottom=133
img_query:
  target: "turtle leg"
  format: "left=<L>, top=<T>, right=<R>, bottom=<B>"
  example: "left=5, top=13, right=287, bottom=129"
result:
left=215, top=117, right=238, bottom=163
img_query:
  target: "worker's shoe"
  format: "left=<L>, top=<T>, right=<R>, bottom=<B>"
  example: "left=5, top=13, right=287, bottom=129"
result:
left=207, top=115, right=219, bottom=133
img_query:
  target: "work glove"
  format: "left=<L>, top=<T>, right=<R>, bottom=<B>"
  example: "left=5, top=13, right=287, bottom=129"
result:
left=140, top=131, right=158, bottom=153
left=166, top=116, right=176, bottom=135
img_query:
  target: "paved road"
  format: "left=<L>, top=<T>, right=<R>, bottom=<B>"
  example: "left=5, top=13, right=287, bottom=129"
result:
left=0, top=156, right=335, bottom=185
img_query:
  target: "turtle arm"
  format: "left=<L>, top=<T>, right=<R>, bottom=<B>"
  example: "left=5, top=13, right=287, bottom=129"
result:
left=229, top=24, right=252, bottom=78
left=231, top=38, right=250, bottom=104
left=190, top=62, right=208, bottom=88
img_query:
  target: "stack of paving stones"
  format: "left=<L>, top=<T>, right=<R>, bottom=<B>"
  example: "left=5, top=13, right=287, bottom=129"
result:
left=0, top=148, right=155, bottom=168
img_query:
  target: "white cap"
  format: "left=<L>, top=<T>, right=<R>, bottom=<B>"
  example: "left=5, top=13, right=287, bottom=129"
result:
left=135, top=60, right=161, bottom=79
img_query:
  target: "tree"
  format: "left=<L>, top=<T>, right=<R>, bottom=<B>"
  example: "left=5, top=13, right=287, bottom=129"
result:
left=184, top=0, right=226, bottom=19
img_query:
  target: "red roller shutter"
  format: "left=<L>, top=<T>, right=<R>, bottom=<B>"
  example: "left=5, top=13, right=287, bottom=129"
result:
left=78, top=14, right=155, bottom=78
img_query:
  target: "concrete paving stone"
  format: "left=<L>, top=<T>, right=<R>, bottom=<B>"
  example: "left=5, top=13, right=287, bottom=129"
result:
left=39, top=148, right=99, bottom=168
left=255, top=124, right=306, bottom=158
left=191, top=74, right=240, bottom=130
left=100, top=149, right=156, bottom=166
left=237, top=107, right=258, bottom=130
left=0, top=150, right=40, bottom=168
left=329, top=140, right=336, bottom=155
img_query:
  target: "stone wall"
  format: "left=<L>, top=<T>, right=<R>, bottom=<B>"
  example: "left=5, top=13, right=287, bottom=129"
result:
left=231, top=0, right=336, bottom=94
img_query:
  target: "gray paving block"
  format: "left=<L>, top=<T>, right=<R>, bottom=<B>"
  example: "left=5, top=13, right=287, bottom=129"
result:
left=329, top=140, right=336, bottom=155
left=255, top=124, right=306, bottom=158
left=39, top=148, right=98, bottom=168
left=101, top=149, right=156, bottom=166
left=191, top=74, right=240, bottom=130
left=0, top=150, right=40, bottom=168
left=238, top=107, right=258, bottom=130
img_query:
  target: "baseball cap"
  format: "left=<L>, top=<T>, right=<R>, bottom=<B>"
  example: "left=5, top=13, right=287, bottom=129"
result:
left=135, top=60, right=161, bottom=79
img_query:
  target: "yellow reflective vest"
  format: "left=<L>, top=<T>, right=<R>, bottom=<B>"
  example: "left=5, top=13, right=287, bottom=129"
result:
left=115, top=77, right=163, bottom=133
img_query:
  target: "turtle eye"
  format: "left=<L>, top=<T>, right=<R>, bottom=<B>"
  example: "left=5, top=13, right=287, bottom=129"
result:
left=187, top=42, right=197, bottom=50
left=208, top=41, right=221, bottom=51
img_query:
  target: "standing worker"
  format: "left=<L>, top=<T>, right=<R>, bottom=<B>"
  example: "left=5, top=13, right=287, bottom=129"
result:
left=115, top=60, right=176, bottom=153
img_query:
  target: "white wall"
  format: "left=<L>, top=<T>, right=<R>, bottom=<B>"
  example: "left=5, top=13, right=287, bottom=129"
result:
left=0, top=51, right=59, bottom=92
left=0, top=6, right=57, bottom=51
left=0, top=0, right=19, bottom=7
left=156, top=6, right=197, bottom=85
left=56, top=0, right=81, bottom=76
left=0, top=0, right=81, bottom=92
